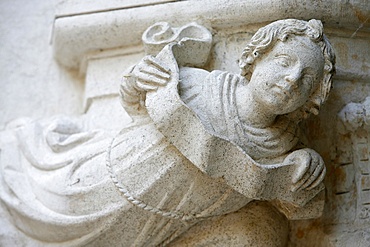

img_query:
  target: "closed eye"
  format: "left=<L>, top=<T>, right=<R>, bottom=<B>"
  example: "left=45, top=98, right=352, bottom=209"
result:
left=274, top=55, right=291, bottom=68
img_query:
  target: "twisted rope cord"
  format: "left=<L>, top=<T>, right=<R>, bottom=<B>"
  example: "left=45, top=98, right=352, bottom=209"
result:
left=106, top=136, right=202, bottom=222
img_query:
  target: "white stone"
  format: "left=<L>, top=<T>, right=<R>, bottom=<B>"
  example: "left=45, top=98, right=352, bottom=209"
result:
left=1, top=0, right=370, bottom=246
left=1, top=19, right=335, bottom=246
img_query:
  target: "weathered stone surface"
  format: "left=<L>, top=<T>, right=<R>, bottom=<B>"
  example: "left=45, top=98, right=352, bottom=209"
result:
left=0, top=18, right=335, bottom=246
left=1, top=0, right=370, bottom=246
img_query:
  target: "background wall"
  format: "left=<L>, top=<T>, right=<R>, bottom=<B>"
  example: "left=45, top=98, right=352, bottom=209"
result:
left=0, top=0, right=83, bottom=130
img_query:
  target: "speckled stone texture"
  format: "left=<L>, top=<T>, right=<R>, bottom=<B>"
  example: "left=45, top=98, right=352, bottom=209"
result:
left=1, top=1, right=370, bottom=246
left=169, top=201, right=289, bottom=247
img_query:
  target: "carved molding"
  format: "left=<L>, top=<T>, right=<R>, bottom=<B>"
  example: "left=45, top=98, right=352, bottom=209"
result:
left=52, top=0, right=370, bottom=71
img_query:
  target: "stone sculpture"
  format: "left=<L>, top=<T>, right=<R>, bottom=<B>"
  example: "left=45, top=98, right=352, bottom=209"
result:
left=338, top=97, right=370, bottom=132
left=337, top=97, right=370, bottom=218
left=0, top=19, right=335, bottom=246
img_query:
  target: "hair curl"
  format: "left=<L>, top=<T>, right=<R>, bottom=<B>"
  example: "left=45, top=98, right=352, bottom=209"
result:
left=239, top=19, right=336, bottom=120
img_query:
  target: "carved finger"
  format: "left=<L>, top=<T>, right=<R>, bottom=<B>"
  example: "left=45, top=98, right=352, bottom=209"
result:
left=139, top=66, right=170, bottom=80
left=136, top=79, right=157, bottom=91
left=291, top=152, right=311, bottom=184
left=305, top=166, right=326, bottom=190
left=291, top=152, right=316, bottom=191
left=291, top=171, right=311, bottom=192
left=135, top=72, right=168, bottom=86
left=298, top=161, right=324, bottom=191
left=144, top=56, right=171, bottom=73
left=311, top=152, right=320, bottom=166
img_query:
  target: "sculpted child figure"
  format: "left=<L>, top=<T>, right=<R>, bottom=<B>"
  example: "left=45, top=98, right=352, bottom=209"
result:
left=124, top=18, right=334, bottom=192
left=118, top=18, right=335, bottom=245
left=0, top=19, right=335, bottom=246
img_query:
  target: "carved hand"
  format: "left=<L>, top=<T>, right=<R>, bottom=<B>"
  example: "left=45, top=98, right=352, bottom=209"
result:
left=131, top=55, right=171, bottom=91
left=283, top=148, right=326, bottom=192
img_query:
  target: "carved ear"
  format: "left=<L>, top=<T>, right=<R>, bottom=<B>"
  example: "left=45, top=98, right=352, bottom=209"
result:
left=247, top=55, right=255, bottom=64
left=239, top=51, right=255, bottom=76
left=309, top=96, right=322, bottom=115
left=309, top=106, right=320, bottom=115
left=239, top=52, right=248, bottom=69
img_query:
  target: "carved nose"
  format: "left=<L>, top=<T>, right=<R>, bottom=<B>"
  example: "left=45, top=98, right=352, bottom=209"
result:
left=284, top=68, right=302, bottom=84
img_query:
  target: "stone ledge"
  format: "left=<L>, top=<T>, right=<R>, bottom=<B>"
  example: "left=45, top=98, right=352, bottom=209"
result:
left=52, top=0, right=370, bottom=70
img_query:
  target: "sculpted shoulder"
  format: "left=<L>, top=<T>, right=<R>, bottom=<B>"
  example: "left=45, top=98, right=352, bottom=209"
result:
left=179, top=67, right=210, bottom=85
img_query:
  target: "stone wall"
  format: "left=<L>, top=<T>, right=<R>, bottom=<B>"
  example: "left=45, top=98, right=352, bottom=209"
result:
left=0, top=0, right=83, bottom=129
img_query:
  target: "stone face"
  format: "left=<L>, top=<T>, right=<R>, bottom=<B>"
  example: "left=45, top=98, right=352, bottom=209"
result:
left=1, top=1, right=370, bottom=246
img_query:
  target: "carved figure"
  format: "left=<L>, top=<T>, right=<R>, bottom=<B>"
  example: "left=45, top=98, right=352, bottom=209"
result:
left=337, top=97, right=370, bottom=226
left=338, top=96, right=370, bottom=132
left=0, top=19, right=335, bottom=246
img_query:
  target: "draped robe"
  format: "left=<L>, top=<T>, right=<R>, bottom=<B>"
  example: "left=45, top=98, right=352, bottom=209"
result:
left=0, top=44, right=323, bottom=246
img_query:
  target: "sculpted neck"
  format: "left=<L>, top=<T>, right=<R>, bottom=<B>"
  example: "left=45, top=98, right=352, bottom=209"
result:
left=236, top=84, right=277, bottom=128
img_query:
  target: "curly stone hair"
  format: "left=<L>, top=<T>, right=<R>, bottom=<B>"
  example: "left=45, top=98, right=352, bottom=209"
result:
left=239, top=19, right=336, bottom=120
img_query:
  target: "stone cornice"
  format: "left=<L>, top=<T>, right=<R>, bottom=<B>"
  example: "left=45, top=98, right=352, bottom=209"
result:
left=52, top=0, right=370, bottom=71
